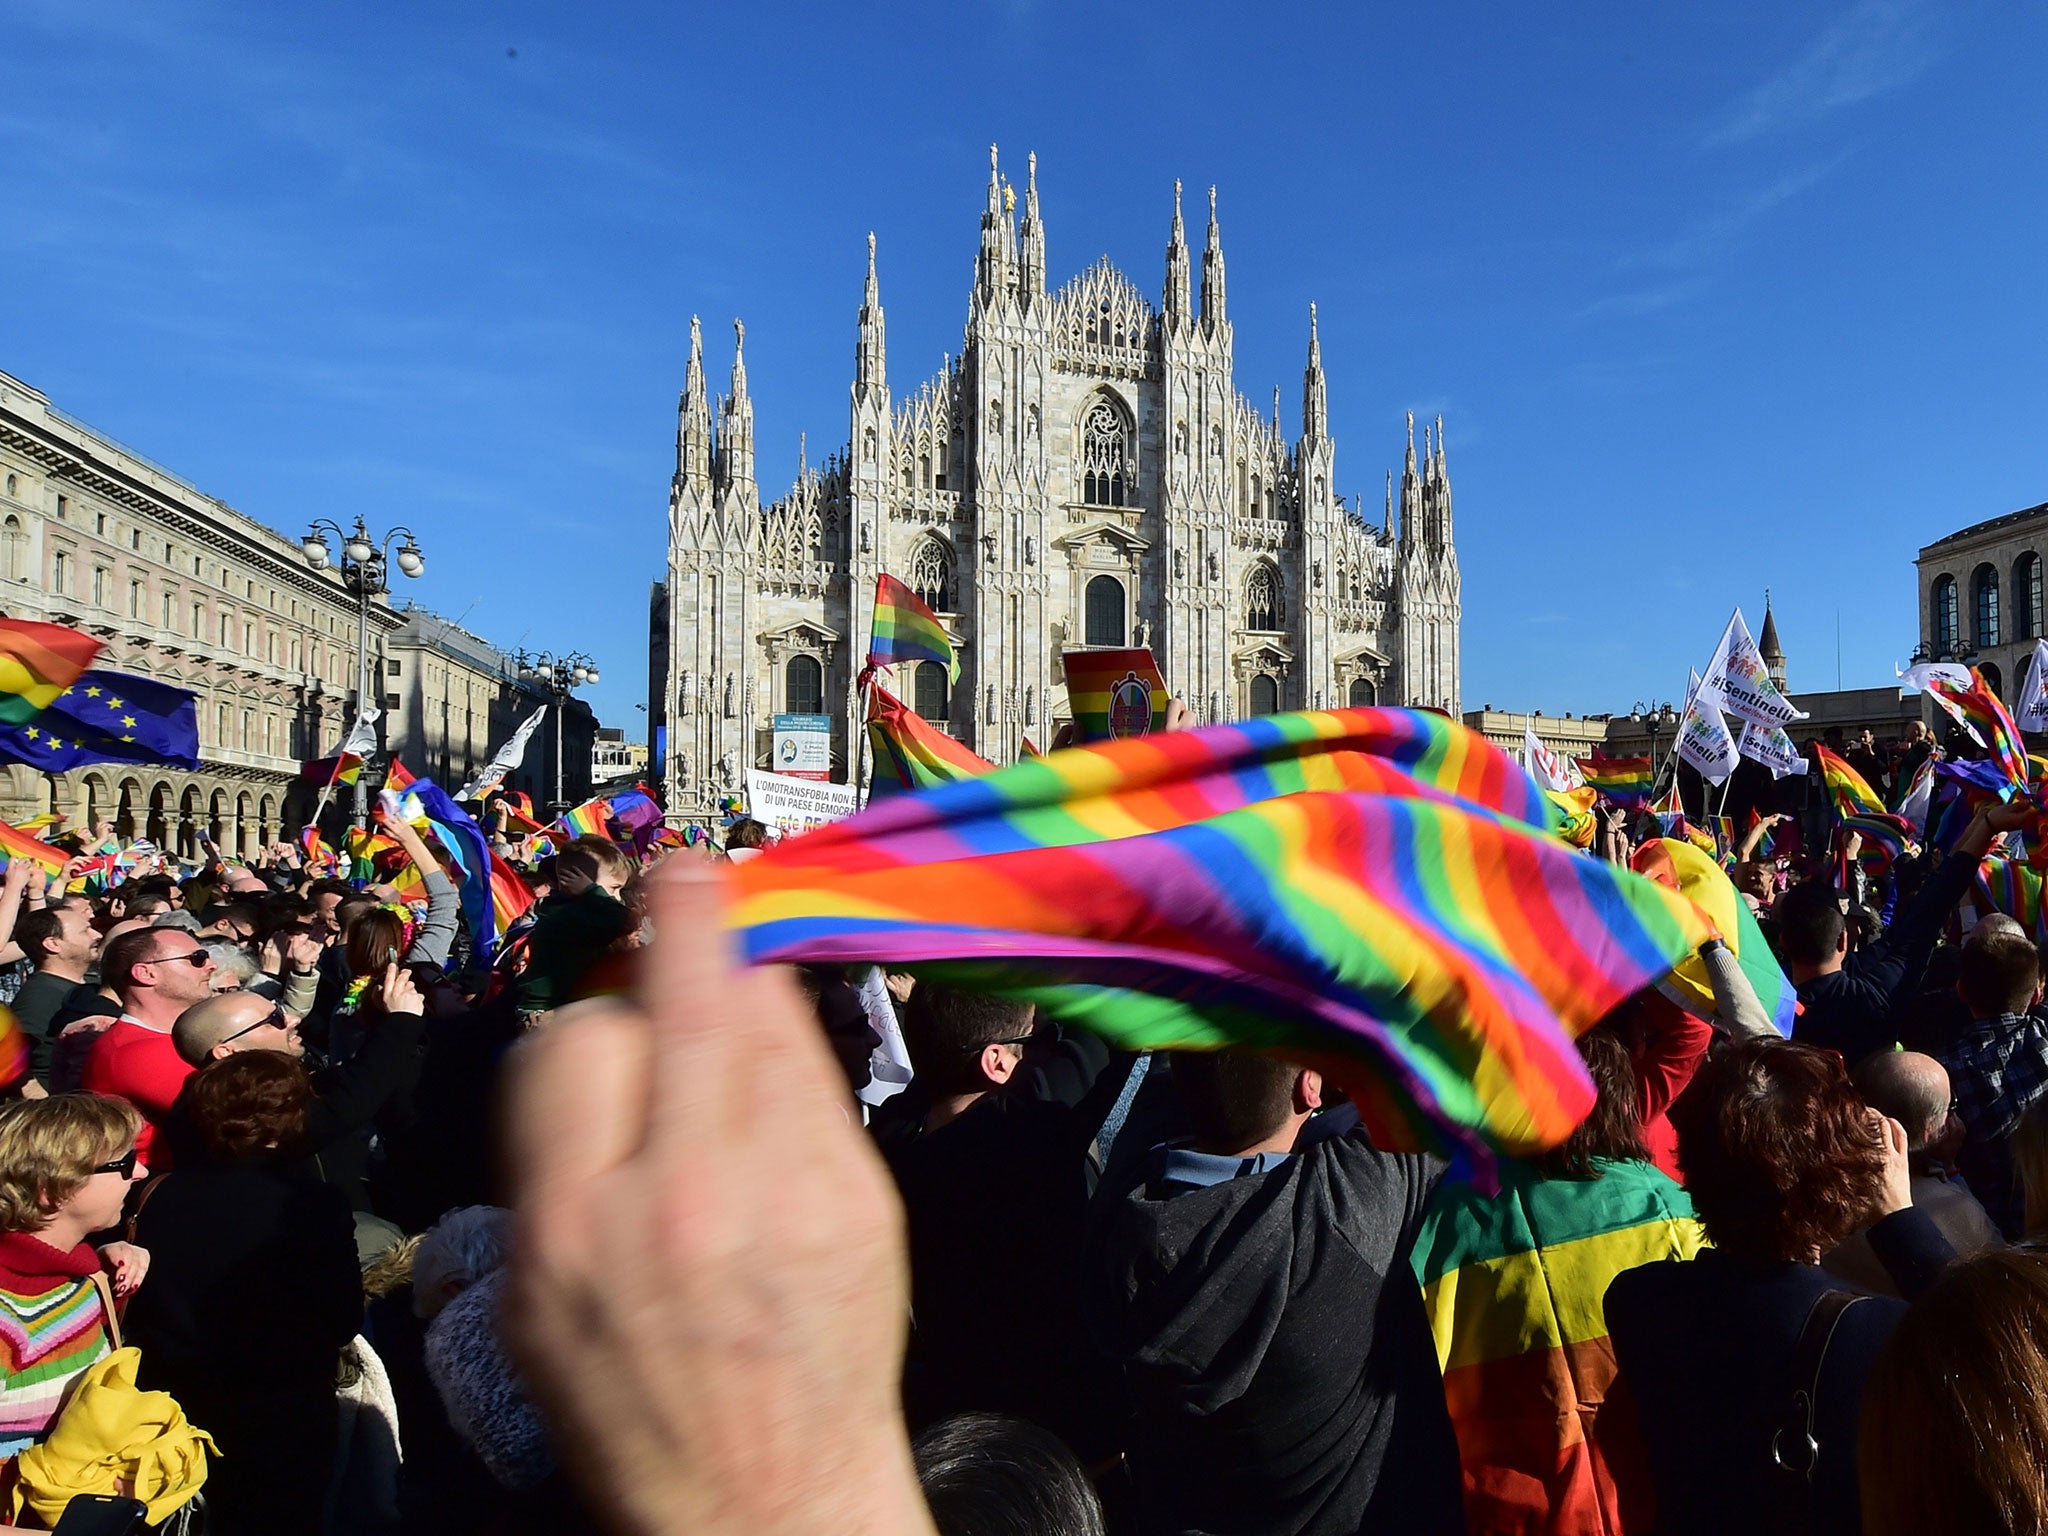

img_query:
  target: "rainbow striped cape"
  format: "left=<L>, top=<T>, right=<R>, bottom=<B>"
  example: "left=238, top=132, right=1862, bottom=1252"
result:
left=867, top=682, right=994, bottom=795
left=728, top=707, right=1714, bottom=1168
left=866, top=574, right=958, bottom=684
left=1412, top=1159, right=1706, bottom=1533
left=1573, top=755, right=1654, bottom=809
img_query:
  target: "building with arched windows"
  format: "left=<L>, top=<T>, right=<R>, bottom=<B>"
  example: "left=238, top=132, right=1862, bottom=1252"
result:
left=654, top=151, right=1460, bottom=817
left=1917, top=500, right=2048, bottom=702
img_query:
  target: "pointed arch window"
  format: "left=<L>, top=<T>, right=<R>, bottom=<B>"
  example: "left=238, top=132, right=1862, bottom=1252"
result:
left=785, top=654, right=823, bottom=716
left=1932, top=575, right=1959, bottom=655
left=1081, top=398, right=1132, bottom=507
left=1249, top=675, right=1279, bottom=716
left=908, top=538, right=955, bottom=613
left=1084, top=575, right=1126, bottom=646
left=1246, top=564, right=1280, bottom=632
left=2016, top=552, right=2043, bottom=641
left=1973, top=563, right=2000, bottom=647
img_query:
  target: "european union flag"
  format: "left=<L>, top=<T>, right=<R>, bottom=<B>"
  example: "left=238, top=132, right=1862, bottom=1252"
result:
left=0, top=669, right=201, bottom=772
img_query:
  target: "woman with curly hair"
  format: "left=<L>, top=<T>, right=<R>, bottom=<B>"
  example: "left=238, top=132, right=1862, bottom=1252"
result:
left=123, top=1051, right=361, bottom=1536
left=1607, top=1037, right=1956, bottom=1536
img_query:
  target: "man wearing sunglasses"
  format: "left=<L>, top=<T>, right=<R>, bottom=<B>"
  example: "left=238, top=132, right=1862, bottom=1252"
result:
left=79, top=927, right=218, bottom=1169
left=172, top=993, right=301, bottom=1065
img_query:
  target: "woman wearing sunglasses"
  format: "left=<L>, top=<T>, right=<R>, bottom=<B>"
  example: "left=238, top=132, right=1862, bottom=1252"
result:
left=0, top=1093, right=150, bottom=1457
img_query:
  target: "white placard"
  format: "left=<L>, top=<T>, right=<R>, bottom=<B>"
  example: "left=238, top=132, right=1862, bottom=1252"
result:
left=745, top=770, right=858, bottom=839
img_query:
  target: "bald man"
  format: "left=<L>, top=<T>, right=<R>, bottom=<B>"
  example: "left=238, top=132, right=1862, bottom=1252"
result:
left=1824, top=1050, right=2004, bottom=1293
left=173, top=992, right=301, bottom=1067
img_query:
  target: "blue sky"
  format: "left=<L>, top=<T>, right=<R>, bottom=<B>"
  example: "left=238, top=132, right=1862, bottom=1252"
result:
left=5, top=0, right=2045, bottom=734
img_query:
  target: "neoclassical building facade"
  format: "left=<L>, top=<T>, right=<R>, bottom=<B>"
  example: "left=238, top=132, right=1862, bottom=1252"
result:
left=655, top=151, right=1461, bottom=817
left=0, top=371, right=399, bottom=854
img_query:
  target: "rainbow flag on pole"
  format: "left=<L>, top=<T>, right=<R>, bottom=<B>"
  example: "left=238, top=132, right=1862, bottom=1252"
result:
left=1925, top=667, right=2030, bottom=796
left=1573, top=754, right=1654, bottom=809
left=557, top=799, right=612, bottom=840
left=0, top=620, right=103, bottom=728
left=867, top=682, right=994, bottom=795
left=727, top=708, right=1712, bottom=1171
left=866, top=574, right=957, bottom=683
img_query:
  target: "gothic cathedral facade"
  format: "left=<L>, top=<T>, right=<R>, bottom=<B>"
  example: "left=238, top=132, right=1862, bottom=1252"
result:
left=657, top=149, right=1460, bottom=818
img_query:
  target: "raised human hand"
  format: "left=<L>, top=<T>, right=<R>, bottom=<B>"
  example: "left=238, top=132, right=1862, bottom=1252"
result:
left=504, top=859, right=935, bottom=1536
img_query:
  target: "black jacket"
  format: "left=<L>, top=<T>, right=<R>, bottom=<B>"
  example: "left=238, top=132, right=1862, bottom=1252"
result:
left=1794, top=848, right=1975, bottom=1063
left=1607, top=1206, right=1956, bottom=1536
left=1086, top=1115, right=1462, bottom=1536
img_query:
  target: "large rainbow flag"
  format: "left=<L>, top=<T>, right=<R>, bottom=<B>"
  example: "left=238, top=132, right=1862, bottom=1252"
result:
left=1413, top=1159, right=1705, bottom=1534
left=867, top=682, right=994, bottom=795
left=0, top=620, right=103, bottom=729
left=866, top=574, right=957, bottom=683
left=727, top=708, right=1714, bottom=1169
left=1573, top=754, right=1654, bottom=809
left=1061, top=648, right=1169, bottom=743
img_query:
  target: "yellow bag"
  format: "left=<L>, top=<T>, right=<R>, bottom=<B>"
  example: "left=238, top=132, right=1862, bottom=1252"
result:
left=10, top=1347, right=216, bottom=1527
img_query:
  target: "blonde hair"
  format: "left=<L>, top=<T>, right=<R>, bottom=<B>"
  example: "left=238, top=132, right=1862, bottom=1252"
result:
left=2015, top=1095, right=2048, bottom=1240
left=0, top=1095, right=142, bottom=1233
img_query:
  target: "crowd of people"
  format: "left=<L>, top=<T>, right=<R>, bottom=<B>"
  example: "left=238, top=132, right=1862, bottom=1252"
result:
left=0, top=704, right=2046, bottom=1535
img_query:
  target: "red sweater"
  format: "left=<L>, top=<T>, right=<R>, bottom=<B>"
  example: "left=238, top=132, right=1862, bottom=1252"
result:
left=79, top=1018, right=192, bottom=1169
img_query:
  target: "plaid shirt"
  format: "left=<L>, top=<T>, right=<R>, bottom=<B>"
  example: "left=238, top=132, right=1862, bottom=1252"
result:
left=1939, top=1010, right=2048, bottom=1237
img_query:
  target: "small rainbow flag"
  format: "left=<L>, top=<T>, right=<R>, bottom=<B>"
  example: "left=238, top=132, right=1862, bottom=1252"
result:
left=302, top=751, right=364, bottom=787
left=727, top=708, right=1712, bottom=1171
left=1975, top=856, right=2044, bottom=940
left=489, top=855, right=537, bottom=939
left=1926, top=668, right=2030, bottom=797
left=1574, top=754, right=1654, bottom=809
left=0, top=620, right=103, bottom=729
left=557, top=799, right=613, bottom=840
left=1062, top=648, right=1169, bottom=743
left=0, top=822, right=67, bottom=875
left=1842, top=811, right=1921, bottom=872
left=867, top=682, right=993, bottom=795
left=1815, top=745, right=1885, bottom=819
left=0, top=1005, right=28, bottom=1091
left=866, top=574, right=957, bottom=684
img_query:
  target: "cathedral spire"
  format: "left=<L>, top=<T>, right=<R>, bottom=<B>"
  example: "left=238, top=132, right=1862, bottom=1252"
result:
left=1399, top=411, right=1421, bottom=550
left=855, top=232, right=886, bottom=402
left=1384, top=470, right=1394, bottom=538
left=1200, top=185, right=1228, bottom=327
left=977, top=144, right=1014, bottom=300
left=718, top=318, right=755, bottom=498
left=1163, top=179, right=1191, bottom=325
left=1018, top=152, right=1046, bottom=297
left=1302, top=302, right=1328, bottom=440
left=676, top=313, right=713, bottom=488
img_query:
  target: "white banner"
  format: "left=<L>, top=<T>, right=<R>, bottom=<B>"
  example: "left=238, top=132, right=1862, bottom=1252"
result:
left=1522, top=723, right=1584, bottom=792
left=1897, top=660, right=1973, bottom=695
left=457, top=705, right=549, bottom=799
left=745, top=770, right=858, bottom=840
left=1701, top=610, right=1807, bottom=730
left=1738, top=720, right=1809, bottom=778
left=1676, top=668, right=1739, bottom=784
left=2016, top=641, right=2048, bottom=731
left=1895, top=755, right=1936, bottom=835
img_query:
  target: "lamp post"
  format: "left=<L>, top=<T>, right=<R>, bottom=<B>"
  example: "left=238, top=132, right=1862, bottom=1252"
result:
left=516, top=651, right=599, bottom=814
left=301, top=517, right=426, bottom=827
left=1630, top=699, right=1680, bottom=775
